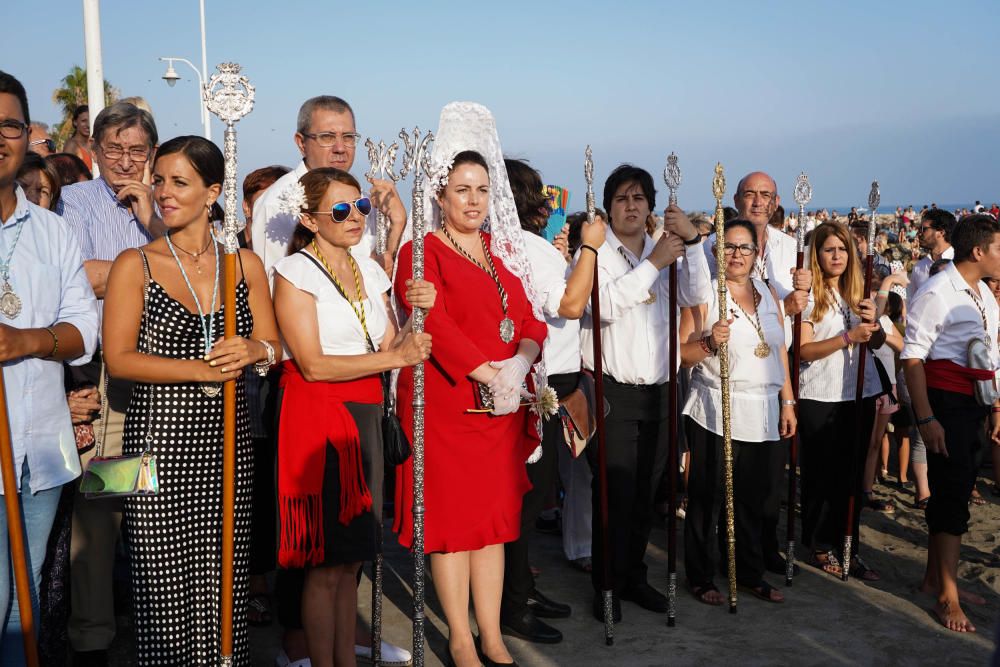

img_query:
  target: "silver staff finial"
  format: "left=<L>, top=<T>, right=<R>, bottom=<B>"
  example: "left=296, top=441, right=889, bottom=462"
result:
left=868, top=180, right=881, bottom=212
left=664, top=152, right=681, bottom=206
left=365, top=137, right=401, bottom=256
left=794, top=173, right=813, bottom=208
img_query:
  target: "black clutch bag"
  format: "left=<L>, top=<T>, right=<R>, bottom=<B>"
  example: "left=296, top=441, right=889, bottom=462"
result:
left=380, top=372, right=411, bottom=466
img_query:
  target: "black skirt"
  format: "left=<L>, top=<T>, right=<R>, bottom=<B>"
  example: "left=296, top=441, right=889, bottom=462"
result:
left=320, top=402, right=384, bottom=565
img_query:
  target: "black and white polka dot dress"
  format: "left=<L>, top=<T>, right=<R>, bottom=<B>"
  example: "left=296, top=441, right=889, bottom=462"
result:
left=122, top=275, right=253, bottom=666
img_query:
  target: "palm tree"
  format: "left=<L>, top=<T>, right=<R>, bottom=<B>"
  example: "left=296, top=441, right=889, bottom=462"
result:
left=51, top=65, right=119, bottom=149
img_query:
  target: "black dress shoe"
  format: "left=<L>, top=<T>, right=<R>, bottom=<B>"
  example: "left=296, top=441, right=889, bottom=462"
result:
left=591, top=592, right=622, bottom=623
left=500, top=609, right=563, bottom=644
left=526, top=587, right=571, bottom=619
left=765, top=554, right=801, bottom=577
left=621, top=582, right=668, bottom=613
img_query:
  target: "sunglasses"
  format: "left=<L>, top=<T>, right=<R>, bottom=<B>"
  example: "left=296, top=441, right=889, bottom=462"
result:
left=311, top=197, right=372, bottom=223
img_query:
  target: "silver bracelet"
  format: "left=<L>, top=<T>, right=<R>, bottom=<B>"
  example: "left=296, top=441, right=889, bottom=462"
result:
left=254, top=340, right=275, bottom=377
left=781, top=399, right=796, bottom=406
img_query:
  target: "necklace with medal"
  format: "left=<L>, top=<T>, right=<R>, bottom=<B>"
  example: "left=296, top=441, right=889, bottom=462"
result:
left=441, top=227, right=516, bottom=343
left=0, top=217, right=28, bottom=319
left=965, top=287, right=993, bottom=351
left=728, top=280, right=770, bottom=358
left=166, top=231, right=221, bottom=397
left=616, top=245, right=657, bottom=304
left=310, top=241, right=373, bottom=351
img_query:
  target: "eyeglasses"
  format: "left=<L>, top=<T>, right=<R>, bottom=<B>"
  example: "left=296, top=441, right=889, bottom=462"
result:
left=301, top=131, right=361, bottom=148
left=99, top=144, right=150, bottom=163
left=30, top=138, right=56, bottom=152
left=311, top=197, right=372, bottom=222
left=0, top=120, right=27, bottom=140
left=723, top=243, right=757, bottom=257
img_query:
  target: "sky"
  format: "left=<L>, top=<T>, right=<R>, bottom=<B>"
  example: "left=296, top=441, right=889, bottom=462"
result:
left=11, top=0, right=1000, bottom=211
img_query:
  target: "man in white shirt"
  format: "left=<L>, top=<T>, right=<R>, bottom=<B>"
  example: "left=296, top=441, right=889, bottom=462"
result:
left=704, top=171, right=811, bottom=577
left=908, top=209, right=956, bottom=300
left=580, top=164, right=701, bottom=622
left=251, top=96, right=406, bottom=278
left=902, top=214, right=1000, bottom=634
left=252, top=95, right=411, bottom=667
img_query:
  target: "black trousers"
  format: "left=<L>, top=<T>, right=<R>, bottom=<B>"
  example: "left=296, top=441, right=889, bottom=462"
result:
left=588, top=377, right=669, bottom=594
left=798, top=397, right=876, bottom=556
left=760, top=439, right=788, bottom=559
left=926, top=388, right=988, bottom=536
left=501, top=372, right=579, bottom=616
left=684, top=419, right=784, bottom=587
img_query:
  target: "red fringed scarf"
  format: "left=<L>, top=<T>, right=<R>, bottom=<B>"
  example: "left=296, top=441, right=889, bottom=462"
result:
left=924, top=359, right=995, bottom=396
left=277, top=361, right=381, bottom=568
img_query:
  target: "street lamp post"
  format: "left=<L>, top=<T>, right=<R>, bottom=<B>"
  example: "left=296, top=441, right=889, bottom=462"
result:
left=158, top=56, right=211, bottom=140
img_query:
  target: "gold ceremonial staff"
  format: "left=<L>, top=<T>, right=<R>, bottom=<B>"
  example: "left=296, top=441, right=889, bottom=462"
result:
left=203, top=62, right=255, bottom=667
left=712, top=163, right=738, bottom=613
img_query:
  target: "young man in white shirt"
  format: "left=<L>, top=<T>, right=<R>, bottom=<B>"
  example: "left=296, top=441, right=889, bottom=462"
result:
left=908, top=209, right=956, bottom=300
left=902, top=214, right=1000, bottom=634
left=580, top=164, right=700, bottom=621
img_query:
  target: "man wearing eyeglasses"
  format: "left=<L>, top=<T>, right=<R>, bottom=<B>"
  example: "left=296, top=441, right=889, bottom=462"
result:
left=58, top=101, right=162, bottom=667
left=909, top=209, right=956, bottom=300
left=251, top=95, right=407, bottom=278
left=28, top=122, right=54, bottom=156
left=250, top=95, right=412, bottom=667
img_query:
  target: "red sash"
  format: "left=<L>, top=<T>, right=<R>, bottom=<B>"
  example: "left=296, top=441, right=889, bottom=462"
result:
left=924, top=359, right=995, bottom=396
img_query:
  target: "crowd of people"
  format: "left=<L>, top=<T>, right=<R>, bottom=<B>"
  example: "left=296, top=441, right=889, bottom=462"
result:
left=0, top=66, right=998, bottom=667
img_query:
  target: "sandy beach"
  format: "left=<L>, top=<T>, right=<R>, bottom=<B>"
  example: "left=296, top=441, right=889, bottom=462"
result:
left=229, top=467, right=999, bottom=666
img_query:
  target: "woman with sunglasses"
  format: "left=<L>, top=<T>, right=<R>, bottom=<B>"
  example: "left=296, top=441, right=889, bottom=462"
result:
left=103, top=136, right=281, bottom=665
left=678, top=219, right=796, bottom=606
left=797, top=222, right=883, bottom=581
left=271, top=168, right=434, bottom=667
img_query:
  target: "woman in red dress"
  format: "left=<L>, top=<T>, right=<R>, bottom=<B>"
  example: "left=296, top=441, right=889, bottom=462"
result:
left=394, top=150, right=546, bottom=667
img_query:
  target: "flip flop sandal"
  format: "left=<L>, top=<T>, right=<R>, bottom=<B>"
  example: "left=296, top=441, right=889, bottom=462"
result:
left=915, top=496, right=930, bottom=510
left=864, top=493, right=895, bottom=513
left=741, top=581, right=784, bottom=603
left=848, top=556, right=880, bottom=582
left=808, top=550, right=842, bottom=578
left=247, top=593, right=272, bottom=627
left=691, top=582, right=724, bottom=606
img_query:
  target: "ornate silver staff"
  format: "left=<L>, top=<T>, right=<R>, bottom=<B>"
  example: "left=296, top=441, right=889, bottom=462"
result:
left=203, top=62, right=254, bottom=667
left=584, top=146, right=615, bottom=645
left=363, top=135, right=401, bottom=667
left=786, top=172, right=812, bottom=586
left=843, top=180, right=880, bottom=582
left=399, top=126, right=433, bottom=667
left=712, top=163, right=738, bottom=613
left=365, top=137, right=402, bottom=257
left=662, top=152, right=681, bottom=627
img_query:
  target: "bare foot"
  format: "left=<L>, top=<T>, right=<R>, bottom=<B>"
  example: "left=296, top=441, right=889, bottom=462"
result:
left=919, top=582, right=986, bottom=606
left=934, top=599, right=976, bottom=633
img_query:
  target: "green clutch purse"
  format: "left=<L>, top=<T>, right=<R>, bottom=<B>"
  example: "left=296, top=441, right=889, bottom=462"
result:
left=80, top=451, right=159, bottom=498
left=81, top=249, right=161, bottom=500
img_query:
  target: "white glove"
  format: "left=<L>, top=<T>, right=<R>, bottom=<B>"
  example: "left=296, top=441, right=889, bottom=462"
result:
left=487, top=354, right=532, bottom=398
left=490, top=390, right=520, bottom=416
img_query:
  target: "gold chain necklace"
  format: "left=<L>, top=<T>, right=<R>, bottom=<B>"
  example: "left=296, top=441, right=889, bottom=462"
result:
left=728, top=281, right=771, bottom=358
left=310, top=241, right=372, bottom=350
left=441, top=226, right=515, bottom=343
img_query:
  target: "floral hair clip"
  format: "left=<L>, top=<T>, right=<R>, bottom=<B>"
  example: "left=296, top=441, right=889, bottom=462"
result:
left=276, top=181, right=307, bottom=220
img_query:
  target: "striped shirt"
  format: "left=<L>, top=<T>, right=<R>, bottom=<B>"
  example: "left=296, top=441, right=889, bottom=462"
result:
left=59, top=177, right=154, bottom=262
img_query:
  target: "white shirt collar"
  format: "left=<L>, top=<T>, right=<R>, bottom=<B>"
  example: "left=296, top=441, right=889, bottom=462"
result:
left=606, top=227, right=653, bottom=263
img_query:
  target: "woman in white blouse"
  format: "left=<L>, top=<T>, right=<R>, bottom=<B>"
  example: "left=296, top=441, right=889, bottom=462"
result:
left=679, top=219, right=796, bottom=605
left=798, top=222, right=883, bottom=582
left=271, top=168, right=434, bottom=667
